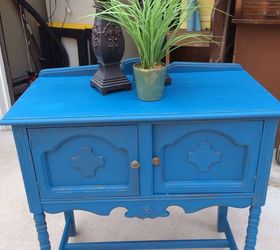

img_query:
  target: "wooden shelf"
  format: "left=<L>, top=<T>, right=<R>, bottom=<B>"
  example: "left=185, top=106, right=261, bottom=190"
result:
left=232, top=18, right=280, bottom=25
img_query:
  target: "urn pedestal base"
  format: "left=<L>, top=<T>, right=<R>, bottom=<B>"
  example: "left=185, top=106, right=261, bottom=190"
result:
left=90, top=62, right=131, bottom=95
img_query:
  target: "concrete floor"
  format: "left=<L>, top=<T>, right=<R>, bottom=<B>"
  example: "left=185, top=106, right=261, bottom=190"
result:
left=0, top=130, right=279, bottom=250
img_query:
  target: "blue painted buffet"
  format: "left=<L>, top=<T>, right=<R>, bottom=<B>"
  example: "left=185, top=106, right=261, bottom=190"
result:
left=1, top=59, right=280, bottom=250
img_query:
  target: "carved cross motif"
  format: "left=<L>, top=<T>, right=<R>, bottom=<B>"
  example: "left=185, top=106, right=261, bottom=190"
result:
left=188, top=142, right=221, bottom=172
left=70, top=147, right=104, bottom=177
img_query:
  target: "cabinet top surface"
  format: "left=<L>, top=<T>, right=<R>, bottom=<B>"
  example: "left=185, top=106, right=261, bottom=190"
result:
left=2, top=61, right=280, bottom=125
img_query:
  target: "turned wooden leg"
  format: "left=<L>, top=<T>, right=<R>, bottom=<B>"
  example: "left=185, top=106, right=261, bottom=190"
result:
left=33, top=213, right=51, bottom=250
left=64, top=211, right=76, bottom=237
left=245, top=206, right=261, bottom=250
left=217, top=206, right=228, bottom=232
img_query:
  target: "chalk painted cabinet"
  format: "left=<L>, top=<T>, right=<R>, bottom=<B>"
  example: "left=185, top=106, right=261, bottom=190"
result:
left=1, top=59, right=280, bottom=250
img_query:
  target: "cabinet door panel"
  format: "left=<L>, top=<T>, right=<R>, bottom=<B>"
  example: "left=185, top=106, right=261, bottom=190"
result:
left=28, top=125, right=139, bottom=199
left=153, top=121, right=263, bottom=194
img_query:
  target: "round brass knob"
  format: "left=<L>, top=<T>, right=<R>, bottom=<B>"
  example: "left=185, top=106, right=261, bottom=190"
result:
left=152, top=157, right=160, bottom=166
left=131, top=160, right=140, bottom=169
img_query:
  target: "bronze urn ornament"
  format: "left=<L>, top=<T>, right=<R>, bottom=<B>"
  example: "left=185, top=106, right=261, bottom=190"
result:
left=91, top=1, right=131, bottom=95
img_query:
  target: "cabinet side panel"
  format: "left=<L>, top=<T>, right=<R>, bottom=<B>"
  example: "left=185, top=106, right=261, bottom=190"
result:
left=12, top=126, right=42, bottom=213
left=254, top=118, right=279, bottom=206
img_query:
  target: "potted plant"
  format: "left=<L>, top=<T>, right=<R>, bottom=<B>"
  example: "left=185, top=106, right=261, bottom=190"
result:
left=92, top=0, right=212, bottom=101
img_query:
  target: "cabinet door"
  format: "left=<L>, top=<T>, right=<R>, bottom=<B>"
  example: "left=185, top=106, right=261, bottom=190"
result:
left=153, top=120, right=263, bottom=194
left=28, top=125, right=139, bottom=199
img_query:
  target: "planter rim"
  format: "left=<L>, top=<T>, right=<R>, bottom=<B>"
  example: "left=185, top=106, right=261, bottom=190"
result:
left=133, top=63, right=166, bottom=72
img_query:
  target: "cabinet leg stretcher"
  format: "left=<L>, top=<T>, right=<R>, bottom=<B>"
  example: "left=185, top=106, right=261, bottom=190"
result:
left=57, top=208, right=239, bottom=250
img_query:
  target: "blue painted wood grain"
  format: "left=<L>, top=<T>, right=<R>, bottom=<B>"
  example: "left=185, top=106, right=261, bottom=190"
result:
left=2, top=59, right=280, bottom=249
left=1, top=61, right=280, bottom=126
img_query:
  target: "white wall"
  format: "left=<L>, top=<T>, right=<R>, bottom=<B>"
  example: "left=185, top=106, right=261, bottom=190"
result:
left=46, top=0, right=94, bottom=24
left=0, top=0, right=47, bottom=79
left=46, top=0, right=138, bottom=63
left=0, top=45, right=11, bottom=130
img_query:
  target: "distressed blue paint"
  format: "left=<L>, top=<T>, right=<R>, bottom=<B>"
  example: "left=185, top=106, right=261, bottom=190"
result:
left=1, top=62, right=280, bottom=126
left=2, top=59, right=280, bottom=250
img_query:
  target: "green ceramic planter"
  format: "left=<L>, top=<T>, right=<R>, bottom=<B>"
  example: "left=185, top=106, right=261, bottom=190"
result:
left=133, top=63, right=166, bottom=101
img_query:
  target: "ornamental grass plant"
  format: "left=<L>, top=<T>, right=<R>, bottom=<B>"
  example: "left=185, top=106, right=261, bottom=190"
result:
left=93, top=0, right=214, bottom=69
